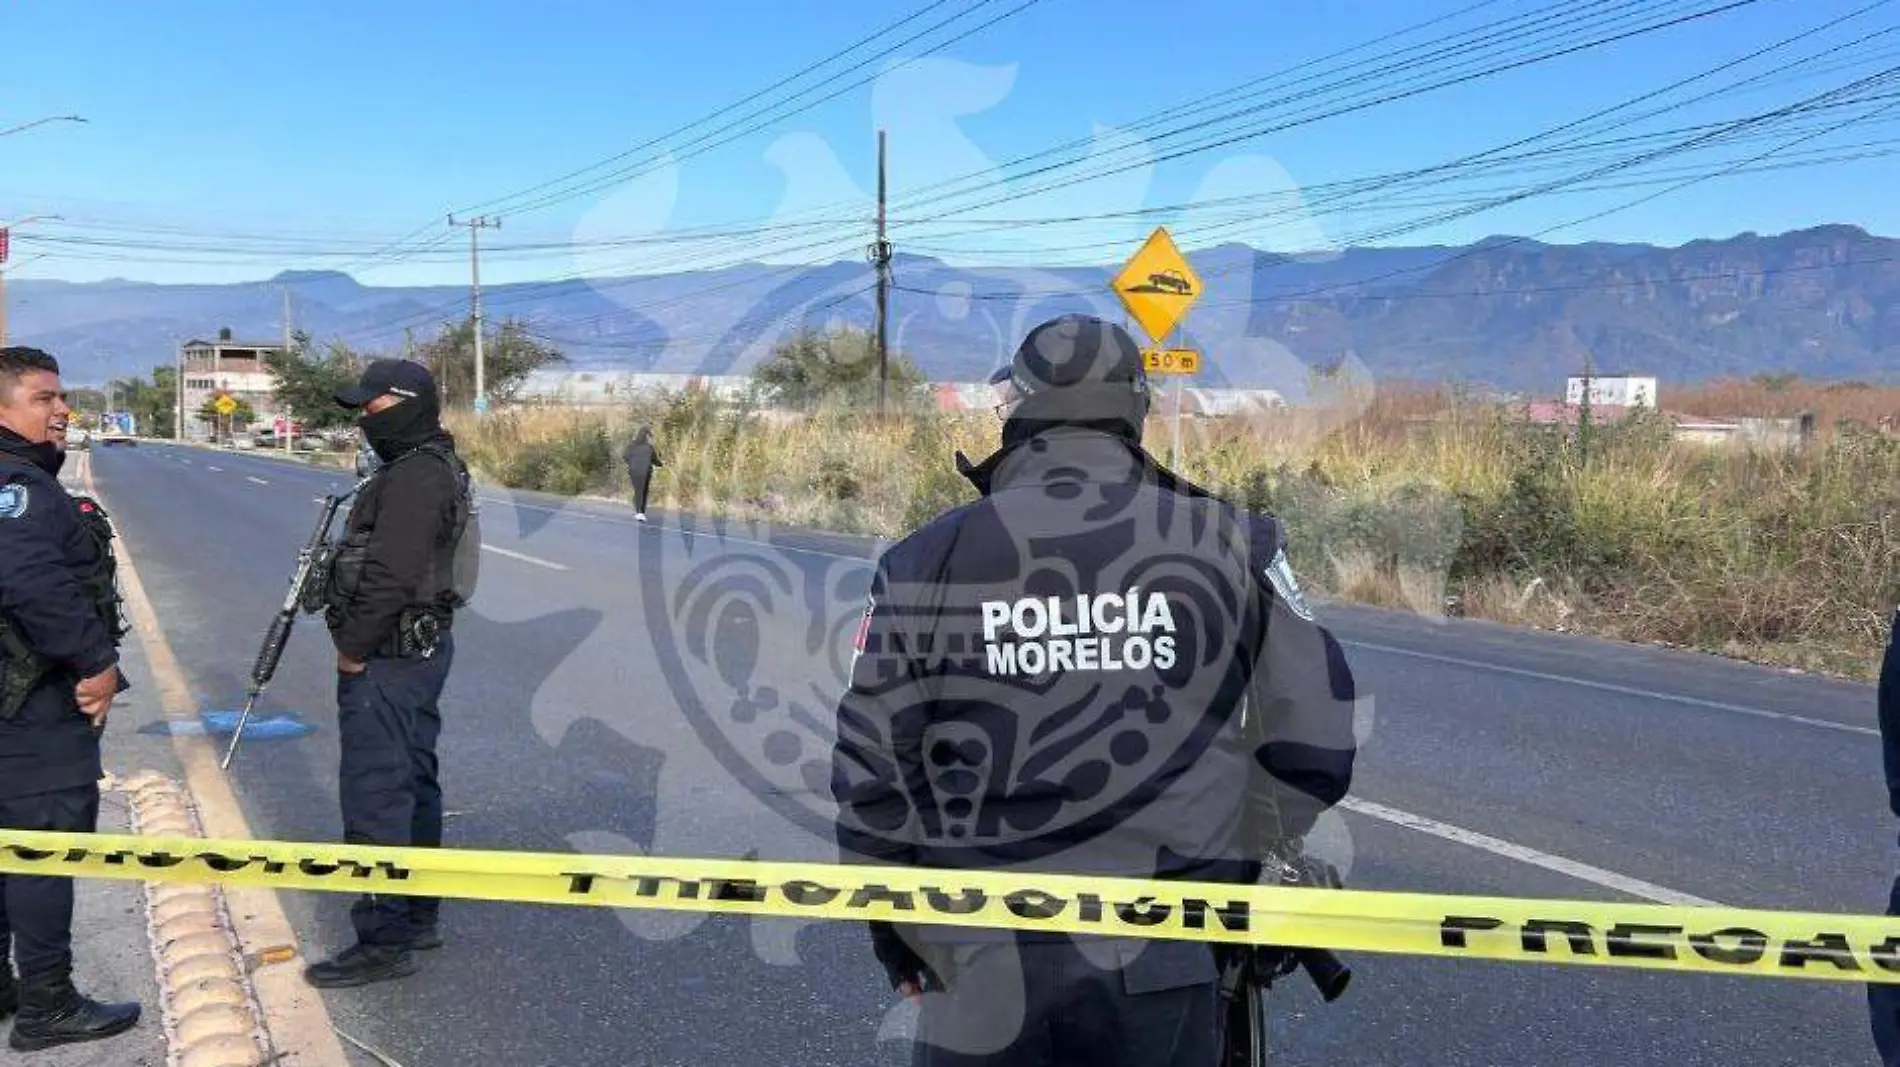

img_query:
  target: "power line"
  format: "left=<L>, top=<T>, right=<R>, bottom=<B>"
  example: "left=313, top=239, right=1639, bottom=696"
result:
left=493, top=0, right=1052, bottom=219
left=892, top=0, right=1774, bottom=227
left=451, top=0, right=971, bottom=218
left=889, top=62, right=1900, bottom=307
left=354, top=0, right=1025, bottom=274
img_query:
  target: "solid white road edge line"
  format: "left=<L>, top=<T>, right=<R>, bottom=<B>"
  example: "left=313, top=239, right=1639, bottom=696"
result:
left=1340, top=797, right=1720, bottom=907
left=1343, top=640, right=1876, bottom=737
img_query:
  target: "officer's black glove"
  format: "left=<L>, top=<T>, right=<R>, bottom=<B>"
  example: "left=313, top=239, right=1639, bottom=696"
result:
left=1253, top=839, right=1340, bottom=971
left=868, top=921, right=940, bottom=994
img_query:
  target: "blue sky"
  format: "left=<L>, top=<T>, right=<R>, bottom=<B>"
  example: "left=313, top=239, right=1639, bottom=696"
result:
left=3, top=0, right=1898, bottom=286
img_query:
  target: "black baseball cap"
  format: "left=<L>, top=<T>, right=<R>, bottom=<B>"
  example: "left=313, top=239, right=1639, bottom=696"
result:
left=334, top=358, right=436, bottom=409
left=990, top=314, right=1150, bottom=426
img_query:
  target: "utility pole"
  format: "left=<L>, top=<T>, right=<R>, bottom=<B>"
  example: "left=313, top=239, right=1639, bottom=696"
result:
left=174, top=341, right=183, bottom=441
left=448, top=214, right=500, bottom=414
left=1578, top=351, right=1596, bottom=465
left=869, top=130, right=892, bottom=418
left=282, top=287, right=294, bottom=455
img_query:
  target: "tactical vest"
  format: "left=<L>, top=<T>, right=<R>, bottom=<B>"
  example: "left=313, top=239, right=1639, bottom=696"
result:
left=0, top=458, right=126, bottom=719
left=323, top=443, right=480, bottom=618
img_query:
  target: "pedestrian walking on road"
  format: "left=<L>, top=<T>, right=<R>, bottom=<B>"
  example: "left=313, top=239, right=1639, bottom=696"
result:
left=1870, top=604, right=1900, bottom=1063
left=622, top=426, right=662, bottom=522
left=306, top=358, right=480, bottom=989
left=0, top=345, right=143, bottom=1052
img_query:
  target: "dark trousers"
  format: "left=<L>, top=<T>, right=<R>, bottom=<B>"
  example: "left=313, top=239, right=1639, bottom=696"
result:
left=913, top=940, right=1218, bottom=1067
left=337, top=633, right=451, bottom=947
left=1873, top=871, right=1900, bottom=1064
left=631, top=471, right=653, bottom=514
left=0, top=784, right=100, bottom=980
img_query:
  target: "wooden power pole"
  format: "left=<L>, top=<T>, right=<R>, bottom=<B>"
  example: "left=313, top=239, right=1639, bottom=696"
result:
left=871, top=130, right=892, bottom=418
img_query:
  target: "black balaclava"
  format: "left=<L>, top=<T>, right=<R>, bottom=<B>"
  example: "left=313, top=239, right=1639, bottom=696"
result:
left=359, top=388, right=443, bottom=463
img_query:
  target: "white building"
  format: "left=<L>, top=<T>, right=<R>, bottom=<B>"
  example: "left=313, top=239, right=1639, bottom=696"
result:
left=1566, top=374, right=1657, bottom=409
left=180, top=330, right=288, bottom=440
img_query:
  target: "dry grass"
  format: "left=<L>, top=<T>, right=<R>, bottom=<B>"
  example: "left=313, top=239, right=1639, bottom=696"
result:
left=1662, top=377, right=1900, bottom=436
left=450, top=383, right=1900, bottom=682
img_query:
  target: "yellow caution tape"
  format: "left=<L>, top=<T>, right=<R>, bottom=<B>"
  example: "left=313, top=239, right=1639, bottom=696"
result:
left=5, top=829, right=1898, bottom=985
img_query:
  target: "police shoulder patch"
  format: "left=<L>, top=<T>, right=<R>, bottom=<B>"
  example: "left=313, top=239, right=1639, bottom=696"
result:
left=1263, top=547, right=1314, bottom=622
left=0, top=482, right=28, bottom=520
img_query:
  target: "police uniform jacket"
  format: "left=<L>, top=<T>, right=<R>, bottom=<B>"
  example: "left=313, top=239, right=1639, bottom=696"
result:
left=326, top=429, right=463, bottom=661
left=0, top=430, right=119, bottom=799
left=1880, top=606, right=1899, bottom=820
left=831, top=424, right=1359, bottom=955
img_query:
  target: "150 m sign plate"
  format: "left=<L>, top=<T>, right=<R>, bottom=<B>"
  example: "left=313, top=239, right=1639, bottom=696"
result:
left=1143, top=348, right=1200, bottom=376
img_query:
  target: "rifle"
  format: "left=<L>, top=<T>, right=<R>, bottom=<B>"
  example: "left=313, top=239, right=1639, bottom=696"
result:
left=220, top=475, right=370, bottom=770
left=1217, top=841, right=1353, bottom=1066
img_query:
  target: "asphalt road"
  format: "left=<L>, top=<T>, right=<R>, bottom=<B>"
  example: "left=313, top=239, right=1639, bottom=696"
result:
left=85, top=440, right=1893, bottom=1067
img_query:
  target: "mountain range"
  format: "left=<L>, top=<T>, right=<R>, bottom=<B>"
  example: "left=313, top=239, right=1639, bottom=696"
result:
left=9, top=223, right=1897, bottom=397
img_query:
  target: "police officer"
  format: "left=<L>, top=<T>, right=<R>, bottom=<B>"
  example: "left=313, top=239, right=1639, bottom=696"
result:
left=0, top=345, right=142, bottom=1052
left=831, top=315, right=1359, bottom=1066
left=304, top=358, right=474, bottom=988
left=1870, top=603, right=1900, bottom=1062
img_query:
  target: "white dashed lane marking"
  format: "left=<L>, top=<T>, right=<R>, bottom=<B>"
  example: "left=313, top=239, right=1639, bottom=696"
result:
left=480, top=544, right=569, bottom=571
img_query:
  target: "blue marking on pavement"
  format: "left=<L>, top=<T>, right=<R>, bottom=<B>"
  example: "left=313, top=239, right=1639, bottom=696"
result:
left=138, top=711, right=316, bottom=740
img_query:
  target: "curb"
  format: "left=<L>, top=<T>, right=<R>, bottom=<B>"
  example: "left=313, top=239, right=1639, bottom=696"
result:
left=110, top=770, right=277, bottom=1067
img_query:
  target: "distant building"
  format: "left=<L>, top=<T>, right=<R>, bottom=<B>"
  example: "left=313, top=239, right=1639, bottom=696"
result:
left=1565, top=374, right=1657, bottom=409
left=1521, top=400, right=1634, bottom=427
left=181, top=329, right=287, bottom=439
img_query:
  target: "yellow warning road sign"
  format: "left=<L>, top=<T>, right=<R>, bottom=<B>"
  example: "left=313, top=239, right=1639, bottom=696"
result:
left=1143, top=348, right=1200, bottom=376
left=214, top=395, right=237, bottom=416
left=1112, top=226, right=1203, bottom=344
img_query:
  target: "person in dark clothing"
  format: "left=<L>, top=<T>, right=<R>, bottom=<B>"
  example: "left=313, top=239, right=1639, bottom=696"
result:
left=304, top=358, right=475, bottom=989
left=622, top=426, right=662, bottom=522
left=830, top=315, right=1359, bottom=1067
left=1870, top=604, right=1900, bottom=1062
left=0, top=346, right=142, bottom=1052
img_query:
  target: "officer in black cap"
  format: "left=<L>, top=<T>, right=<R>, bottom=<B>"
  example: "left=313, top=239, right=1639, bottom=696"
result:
left=832, top=315, right=1359, bottom=1066
left=304, top=357, right=476, bottom=988
left=0, top=345, right=142, bottom=1052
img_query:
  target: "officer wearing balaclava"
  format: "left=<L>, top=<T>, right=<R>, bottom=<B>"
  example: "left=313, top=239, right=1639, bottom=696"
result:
left=832, top=314, right=1360, bottom=1066
left=304, top=358, right=472, bottom=988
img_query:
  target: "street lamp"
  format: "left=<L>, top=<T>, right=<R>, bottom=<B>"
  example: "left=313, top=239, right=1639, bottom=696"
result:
left=0, top=215, right=64, bottom=347
left=0, top=115, right=86, bottom=139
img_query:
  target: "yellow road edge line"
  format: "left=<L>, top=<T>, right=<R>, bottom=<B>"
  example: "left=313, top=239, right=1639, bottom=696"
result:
left=84, top=450, right=351, bottom=1067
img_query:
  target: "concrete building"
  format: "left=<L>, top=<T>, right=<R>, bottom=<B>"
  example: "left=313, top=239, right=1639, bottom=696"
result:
left=180, top=329, right=287, bottom=440
left=1565, top=374, right=1657, bottom=409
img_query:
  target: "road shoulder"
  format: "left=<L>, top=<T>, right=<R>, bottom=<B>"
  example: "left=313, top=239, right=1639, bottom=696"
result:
left=77, top=450, right=351, bottom=1067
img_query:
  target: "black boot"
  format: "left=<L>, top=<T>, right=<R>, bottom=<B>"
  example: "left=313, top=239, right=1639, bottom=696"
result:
left=303, top=943, right=416, bottom=989
left=7, top=968, right=140, bottom=1053
left=0, top=967, right=16, bottom=1021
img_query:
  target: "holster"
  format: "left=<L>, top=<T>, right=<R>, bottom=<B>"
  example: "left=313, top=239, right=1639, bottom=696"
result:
left=0, top=618, right=51, bottom=722
left=376, top=608, right=447, bottom=660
